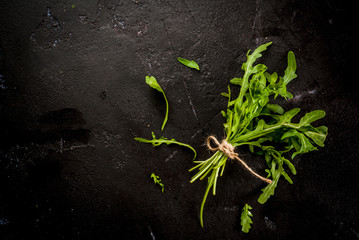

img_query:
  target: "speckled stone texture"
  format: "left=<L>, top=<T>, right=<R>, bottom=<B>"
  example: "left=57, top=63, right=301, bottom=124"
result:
left=0, top=0, right=358, bottom=239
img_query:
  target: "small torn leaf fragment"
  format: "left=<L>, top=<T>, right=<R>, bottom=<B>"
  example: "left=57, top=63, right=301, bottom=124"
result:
left=150, top=173, right=164, bottom=192
left=145, top=76, right=169, bottom=132
left=241, top=204, right=253, bottom=233
left=177, top=57, right=200, bottom=70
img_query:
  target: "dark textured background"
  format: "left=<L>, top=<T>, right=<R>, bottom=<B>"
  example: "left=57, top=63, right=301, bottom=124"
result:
left=0, top=0, right=358, bottom=239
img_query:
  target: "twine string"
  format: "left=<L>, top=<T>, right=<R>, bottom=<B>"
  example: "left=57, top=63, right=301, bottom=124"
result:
left=207, top=136, right=272, bottom=184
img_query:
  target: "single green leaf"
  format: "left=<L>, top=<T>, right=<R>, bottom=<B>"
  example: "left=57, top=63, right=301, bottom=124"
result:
left=145, top=76, right=169, bottom=132
left=266, top=103, right=284, bottom=115
left=281, top=169, right=293, bottom=184
left=221, top=92, right=229, bottom=98
left=241, top=204, right=253, bottom=233
left=252, top=64, right=267, bottom=74
left=265, top=152, right=272, bottom=166
left=258, top=165, right=281, bottom=204
left=283, top=158, right=297, bottom=175
left=230, top=77, right=243, bottom=86
left=283, top=51, right=297, bottom=85
left=146, top=76, right=162, bottom=92
left=279, top=108, right=301, bottom=124
left=150, top=173, right=165, bottom=192
left=135, top=132, right=197, bottom=159
left=177, top=57, right=200, bottom=70
left=304, top=126, right=328, bottom=147
left=242, top=42, right=272, bottom=75
left=265, top=72, right=278, bottom=84
left=298, top=110, right=326, bottom=127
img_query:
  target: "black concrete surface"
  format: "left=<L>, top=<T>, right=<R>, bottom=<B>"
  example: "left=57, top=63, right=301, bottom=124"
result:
left=0, top=0, right=358, bottom=239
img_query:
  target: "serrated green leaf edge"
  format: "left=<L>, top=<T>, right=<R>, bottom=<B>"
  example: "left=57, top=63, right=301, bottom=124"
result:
left=135, top=132, right=197, bottom=160
left=150, top=173, right=165, bottom=192
left=241, top=203, right=253, bottom=233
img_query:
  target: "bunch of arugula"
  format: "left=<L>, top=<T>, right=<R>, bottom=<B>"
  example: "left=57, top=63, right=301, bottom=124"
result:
left=189, top=42, right=328, bottom=227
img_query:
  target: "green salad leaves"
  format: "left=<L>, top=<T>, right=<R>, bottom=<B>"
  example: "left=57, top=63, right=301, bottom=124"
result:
left=190, top=42, right=328, bottom=227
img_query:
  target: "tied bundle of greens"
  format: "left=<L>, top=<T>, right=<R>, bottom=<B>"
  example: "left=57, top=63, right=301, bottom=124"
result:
left=189, top=42, right=328, bottom=227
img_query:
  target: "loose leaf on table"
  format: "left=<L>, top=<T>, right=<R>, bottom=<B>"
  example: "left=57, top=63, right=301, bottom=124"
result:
left=177, top=57, right=200, bottom=70
left=241, top=203, right=253, bottom=233
left=135, top=132, right=197, bottom=160
left=145, top=76, right=169, bottom=132
left=150, top=173, right=165, bottom=192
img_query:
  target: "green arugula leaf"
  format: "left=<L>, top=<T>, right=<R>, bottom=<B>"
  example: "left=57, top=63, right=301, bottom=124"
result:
left=258, top=164, right=282, bottom=204
left=266, top=103, right=284, bottom=115
left=230, top=77, right=243, bottom=86
left=281, top=129, right=317, bottom=158
left=135, top=132, right=197, bottom=160
left=234, top=42, right=272, bottom=111
left=298, top=110, right=326, bottom=127
left=150, top=173, right=165, bottom=192
left=241, top=204, right=253, bottom=233
left=145, top=76, right=169, bottom=132
left=177, top=57, right=200, bottom=70
left=279, top=108, right=301, bottom=124
left=283, top=51, right=297, bottom=85
left=303, top=126, right=328, bottom=147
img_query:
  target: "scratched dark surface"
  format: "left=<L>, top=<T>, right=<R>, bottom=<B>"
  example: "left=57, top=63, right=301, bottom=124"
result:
left=0, top=0, right=358, bottom=239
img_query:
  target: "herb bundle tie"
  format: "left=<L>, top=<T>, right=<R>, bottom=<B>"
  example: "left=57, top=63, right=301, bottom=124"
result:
left=207, top=136, right=272, bottom=184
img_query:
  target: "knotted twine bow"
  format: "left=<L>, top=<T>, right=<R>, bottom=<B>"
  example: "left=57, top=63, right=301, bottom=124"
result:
left=207, top=136, right=272, bottom=184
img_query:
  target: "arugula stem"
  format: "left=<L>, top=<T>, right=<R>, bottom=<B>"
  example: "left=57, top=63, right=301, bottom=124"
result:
left=200, top=171, right=215, bottom=227
left=230, top=123, right=282, bottom=143
left=190, top=153, right=219, bottom=183
left=220, top=158, right=227, bottom=176
left=198, top=151, right=220, bottom=171
left=212, top=167, right=220, bottom=195
left=161, top=92, right=169, bottom=132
